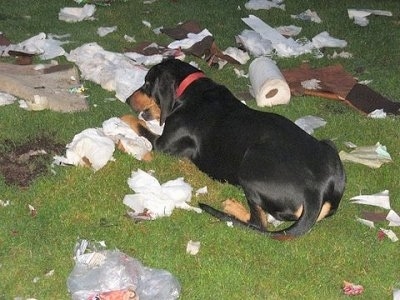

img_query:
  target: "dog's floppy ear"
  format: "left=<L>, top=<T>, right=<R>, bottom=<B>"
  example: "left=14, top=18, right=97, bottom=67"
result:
left=152, top=71, right=176, bottom=126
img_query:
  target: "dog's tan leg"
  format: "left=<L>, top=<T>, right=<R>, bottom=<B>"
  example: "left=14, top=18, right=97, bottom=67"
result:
left=120, top=114, right=148, bottom=134
left=222, top=198, right=250, bottom=223
left=317, top=202, right=332, bottom=221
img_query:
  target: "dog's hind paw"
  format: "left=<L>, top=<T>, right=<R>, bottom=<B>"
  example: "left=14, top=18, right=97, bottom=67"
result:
left=222, top=198, right=250, bottom=223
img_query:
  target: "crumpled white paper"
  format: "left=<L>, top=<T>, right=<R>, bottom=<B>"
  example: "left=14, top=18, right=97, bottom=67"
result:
left=241, top=15, right=346, bottom=58
left=123, top=169, right=202, bottom=219
left=222, top=47, right=250, bottom=64
left=58, top=4, right=96, bottom=23
left=244, top=0, right=285, bottom=11
left=294, top=115, right=326, bottom=135
left=53, top=117, right=153, bottom=171
left=0, top=32, right=67, bottom=60
left=0, top=92, right=17, bottom=106
left=65, top=43, right=148, bottom=102
left=291, top=9, right=322, bottom=23
left=348, top=9, right=392, bottom=27
left=97, top=26, right=117, bottom=37
left=168, top=29, right=212, bottom=50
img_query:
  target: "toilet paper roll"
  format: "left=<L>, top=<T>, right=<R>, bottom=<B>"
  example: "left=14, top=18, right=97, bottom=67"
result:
left=249, top=57, right=291, bottom=107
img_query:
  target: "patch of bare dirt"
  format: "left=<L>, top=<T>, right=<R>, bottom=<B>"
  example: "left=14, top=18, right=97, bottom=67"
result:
left=0, top=135, right=65, bottom=187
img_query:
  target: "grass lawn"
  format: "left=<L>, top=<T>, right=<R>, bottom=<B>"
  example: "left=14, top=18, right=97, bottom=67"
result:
left=1, top=0, right=400, bottom=299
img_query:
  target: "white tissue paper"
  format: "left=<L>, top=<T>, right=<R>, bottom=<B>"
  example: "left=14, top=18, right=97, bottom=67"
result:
left=58, top=4, right=96, bottom=23
left=248, top=57, right=291, bottom=107
left=65, top=43, right=148, bottom=102
left=123, top=169, right=202, bottom=219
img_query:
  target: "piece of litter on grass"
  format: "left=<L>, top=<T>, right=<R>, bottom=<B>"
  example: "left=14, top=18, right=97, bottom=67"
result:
left=124, top=34, right=136, bottom=43
left=0, top=92, right=17, bottom=106
left=342, top=281, right=364, bottom=296
left=368, top=109, right=386, bottom=119
left=123, top=169, right=202, bottom=220
left=294, top=115, right=326, bottom=135
left=97, top=26, right=117, bottom=37
left=234, top=68, right=248, bottom=78
left=186, top=240, right=201, bottom=255
left=244, top=0, right=285, bottom=11
left=28, top=204, right=37, bottom=217
left=195, top=186, right=208, bottom=196
left=387, top=210, right=400, bottom=226
left=142, top=20, right=151, bottom=28
left=394, top=289, right=400, bottom=300
left=291, top=9, right=322, bottom=23
left=350, top=190, right=391, bottom=210
left=379, top=228, right=399, bottom=242
left=226, top=221, right=234, bottom=227
left=275, top=25, right=302, bottom=37
left=58, top=4, right=96, bottom=23
left=356, top=217, right=375, bottom=228
left=0, top=200, right=10, bottom=207
left=339, top=142, right=392, bottom=168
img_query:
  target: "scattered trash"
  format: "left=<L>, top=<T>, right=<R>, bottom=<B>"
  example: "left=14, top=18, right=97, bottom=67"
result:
left=67, top=239, right=181, bottom=300
left=339, top=142, right=392, bottom=168
left=53, top=117, right=153, bottom=171
left=0, top=92, right=16, bottom=106
left=294, top=115, right=326, bottom=135
left=275, top=25, right=302, bottom=37
left=195, top=186, right=208, bottom=196
left=348, top=9, right=392, bottom=27
left=342, top=281, right=364, bottom=296
left=312, top=31, right=347, bottom=49
left=0, top=199, right=10, bottom=207
left=248, top=57, right=291, bottom=107
left=123, top=169, right=202, bottom=220
left=368, top=109, right=386, bottom=119
left=97, top=26, right=117, bottom=37
left=58, top=4, right=96, bottom=23
left=350, top=190, right=390, bottom=210
left=28, top=204, right=37, bottom=217
left=65, top=43, right=148, bottom=102
left=350, top=190, right=399, bottom=242
left=186, top=240, right=201, bottom=255
left=291, top=9, right=322, bottom=23
left=244, top=0, right=285, bottom=11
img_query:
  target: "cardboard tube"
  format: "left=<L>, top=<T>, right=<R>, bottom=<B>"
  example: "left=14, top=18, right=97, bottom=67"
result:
left=249, top=57, right=291, bottom=107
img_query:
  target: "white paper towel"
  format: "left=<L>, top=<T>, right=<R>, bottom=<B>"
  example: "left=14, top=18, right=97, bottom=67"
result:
left=249, top=57, right=291, bottom=107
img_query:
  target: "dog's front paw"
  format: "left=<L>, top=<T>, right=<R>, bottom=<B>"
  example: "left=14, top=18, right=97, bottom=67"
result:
left=223, top=198, right=250, bottom=222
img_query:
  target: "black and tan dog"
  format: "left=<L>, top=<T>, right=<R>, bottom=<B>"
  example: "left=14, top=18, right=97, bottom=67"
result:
left=126, top=59, right=346, bottom=239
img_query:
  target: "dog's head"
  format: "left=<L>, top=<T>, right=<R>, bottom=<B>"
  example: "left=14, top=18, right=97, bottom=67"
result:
left=127, top=59, right=203, bottom=125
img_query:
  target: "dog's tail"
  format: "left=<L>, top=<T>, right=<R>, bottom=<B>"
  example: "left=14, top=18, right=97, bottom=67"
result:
left=199, top=190, right=323, bottom=240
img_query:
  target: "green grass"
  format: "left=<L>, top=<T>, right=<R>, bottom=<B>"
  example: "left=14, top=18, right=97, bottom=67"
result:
left=1, top=0, right=400, bottom=299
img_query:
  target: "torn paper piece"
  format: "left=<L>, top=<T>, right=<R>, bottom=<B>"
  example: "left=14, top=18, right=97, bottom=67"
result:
left=124, top=35, right=136, bottom=43
left=65, top=43, right=148, bottom=102
left=244, top=0, right=285, bottom=11
left=339, top=142, right=392, bottom=168
left=124, top=52, right=164, bottom=66
left=379, top=228, right=398, bottom=242
left=294, top=115, right=326, bottom=135
left=0, top=92, right=17, bottom=106
left=236, top=29, right=273, bottom=57
left=0, top=32, right=67, bottom=60
left=291, top=9, right=322, bottom=23
left=168, top=29, right=212, bottom=50
left=350, top=190, right=391, bottom=210
left=195, top=186, right=208, bottom=196
left=186, top=240, right=200, bottom=255
left=0, top=199, right=10, bottom=207
left=142, top=20, right=151, bottom=28
left=348, top=9, right=392, bottom=27
left=58, top=4, right=96, bottom=23
left=394, top=289, right=400, bottom=300
left=138, top=112, right=164, bottom=135
left=368, top=109, right=386, bottom=119
left=301, top=79, right=321, bottom=90
left=275, top=25, right=302, bottom=37
left=312, top=31, right=347, bottom=49
left=356, top=217, right=375, bottom=228
left=387, top=210, right=400, bottom=226
left=54, top=128, right=115, bottom=171
left=97, top=26, right=117, bottom=37
left=102, top=117, right=152, bottom=160
left=123, top=169, right=202, bottom=219
left=327, top=51, right=353, bottom=59
left=234, top=68, right=248, bottom=78
left=242, top=15, right=314, bottom=57
left=222, top=47, right=250, bottom=65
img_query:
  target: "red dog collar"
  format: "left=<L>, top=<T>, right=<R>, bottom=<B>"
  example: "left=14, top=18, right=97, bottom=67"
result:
left=176, top=72, right=205, bottom=98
